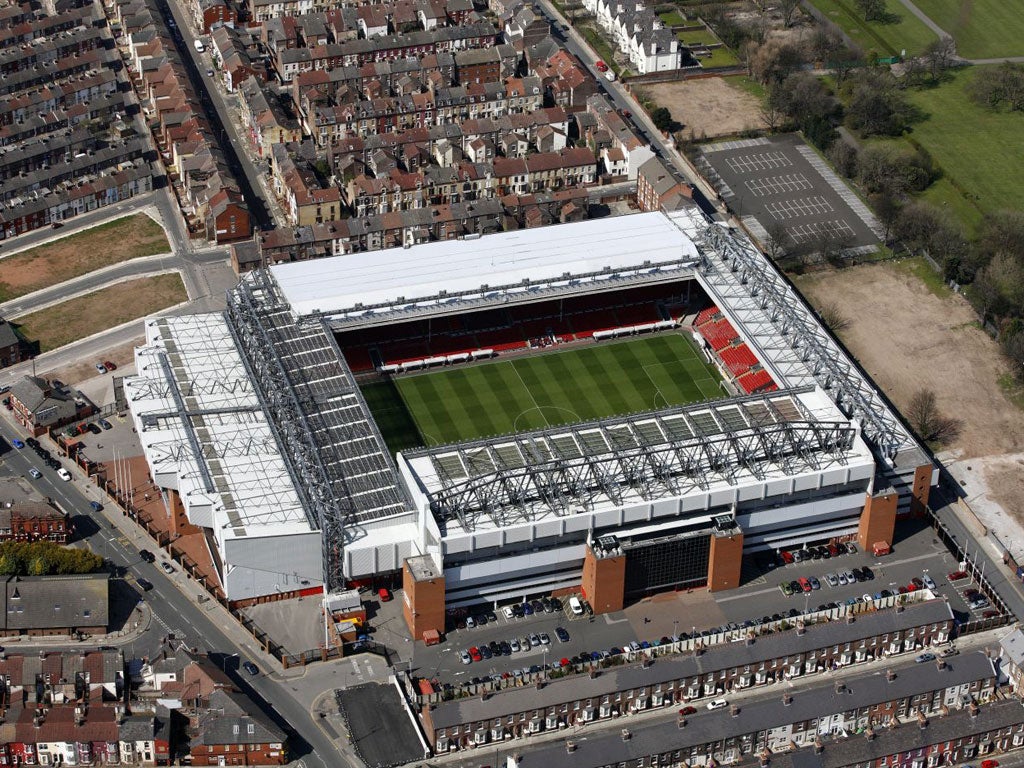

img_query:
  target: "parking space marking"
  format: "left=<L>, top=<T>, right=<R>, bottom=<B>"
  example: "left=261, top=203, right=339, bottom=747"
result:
left=764, top=196, right=835, bottom=221
left=744, top=173, right=813, bottom=198
left=725, top=151, right=793, bottom=174
left=786, top=219, right=857, bottom=244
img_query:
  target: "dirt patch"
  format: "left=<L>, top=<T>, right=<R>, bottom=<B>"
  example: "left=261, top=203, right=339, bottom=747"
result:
left=641, top=78, right=766, bottom=139
left=984, top=456, right=1024, bottom=532
left=0, top=214, right=169, bottom=302
left=793, top=261, right=1024, bottom=461
left=14, top=273, right=187, bottom=352
left=42, top=338, right=143, bottom=385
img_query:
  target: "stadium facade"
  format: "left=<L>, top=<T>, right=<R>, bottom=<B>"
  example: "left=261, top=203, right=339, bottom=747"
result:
left=125, top=210, right=935, bottom=632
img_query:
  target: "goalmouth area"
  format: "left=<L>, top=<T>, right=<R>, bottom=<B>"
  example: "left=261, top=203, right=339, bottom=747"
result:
left=362, top=333, right=723, bottom=453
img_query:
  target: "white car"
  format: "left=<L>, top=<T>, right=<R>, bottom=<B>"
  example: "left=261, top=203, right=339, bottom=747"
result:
left=837, top=571, right=849, bottom=586
left=459, top=649, right=472, bottom=665
left=706, top=699, right=728, bottom=711
left=825, top=572, right=839, bottom=588
left=503, top=606, right=516, bottom=620
left=57, top=468, right=71, bottom=481
left=569, top=596, right=584, bottom=616
left=465, top=616, right=476, bottom=629
left=922, top=574, right=937, bottom=590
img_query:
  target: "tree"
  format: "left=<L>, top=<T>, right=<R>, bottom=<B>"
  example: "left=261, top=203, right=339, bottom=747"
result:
left=1002, top=327, right=1024, bottom=381
left=845, top=69, right=916, bottom=137
left=650, top=106, right=673, bottom=132
left=906, top=389, right=961, bottom=444
left=974, top=252, right=1024, bottom=318
left=763, top=219, right=792, bottom=261
left=818, top=302, right=850, bottom=332
left=856, top=145, right=932, bottom=195
left=813, top=228, right=855, bottom=267
left=855, top=0, right=887, bottom=21
left=922, top=36, right=957, bottom=80
left=869, top=188, right=900, bottom=243
left=977, top=209, right=1024, bottom=262
left=760, top=85, right=788, bottom=132
left=893, top=201, right=966, bottom=262
left=779, top=0, right=801, bottom=28
left=827, top=139, right=859, bottom=178
left=969, top=62, right=1024, bottom=111
left=748, top=39, right=806, bottom=85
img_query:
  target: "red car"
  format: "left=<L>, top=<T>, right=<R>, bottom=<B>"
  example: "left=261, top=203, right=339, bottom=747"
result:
left=595, top=60, right=608, bottom=71
left=779, top=550, right=794, bottom=564
left=981, top=760, right=999, bottom=768
left=103, top=360, right=117, bottom=371
left=378, top=587, right=392, bottom=602
left=678, top=706, right=697, bottom=716
left=469, top=646, right=482, bottom=662
left=948, top=570, right=968, bottom=581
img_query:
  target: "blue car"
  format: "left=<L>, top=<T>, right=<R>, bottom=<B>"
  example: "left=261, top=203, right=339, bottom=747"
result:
left=90, top=501, right=103, bottom=512
left=521, top=602, right=533, bottom=616
left=11, top=438, right=24, bottom=449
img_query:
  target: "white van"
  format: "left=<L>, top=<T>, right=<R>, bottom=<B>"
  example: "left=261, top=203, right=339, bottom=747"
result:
left=568, top=596, right=584, bottom=616
left=193, top=39, right=205, bottom=53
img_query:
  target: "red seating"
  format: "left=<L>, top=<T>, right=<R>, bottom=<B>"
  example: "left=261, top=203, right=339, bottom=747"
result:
left=719, top=343, right=758, bottom=377
left=694, top=306, right=720, bottom=327
left=344, top=346, right=375, bottom=373
left=614, top=304, right=662, bottom=326
left=738, top=369, right=775, bottom=394
left=700, top=318, right=739, bottom=351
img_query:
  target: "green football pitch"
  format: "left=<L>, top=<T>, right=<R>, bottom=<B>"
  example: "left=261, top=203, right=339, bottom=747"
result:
left=361, top=333, right=723, bottom=453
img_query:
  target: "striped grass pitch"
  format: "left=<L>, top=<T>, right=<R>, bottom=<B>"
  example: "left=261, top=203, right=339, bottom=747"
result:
left=361, top=333, right=723, bottom=453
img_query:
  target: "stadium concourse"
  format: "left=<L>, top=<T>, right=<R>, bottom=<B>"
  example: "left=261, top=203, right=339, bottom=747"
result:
left=125, top=210, right=937, bottom=639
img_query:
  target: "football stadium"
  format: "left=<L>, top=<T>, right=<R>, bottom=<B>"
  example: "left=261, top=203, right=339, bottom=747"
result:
left=125, top=209, right=936, bottom=636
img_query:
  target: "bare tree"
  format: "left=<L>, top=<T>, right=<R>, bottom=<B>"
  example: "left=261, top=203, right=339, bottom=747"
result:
left=906, top=389, right=961, bottom=444
left=817, top=303, right=850, bottom=333
left=779, top=0, right=801, bottom=27
left=763, top=219, right=791, bottom=261
left=923, top=36, right=957, bottom=79
left=855, top=0, right=886, bottom=21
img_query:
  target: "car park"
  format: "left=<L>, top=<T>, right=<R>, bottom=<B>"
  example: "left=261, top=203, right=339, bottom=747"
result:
left=706, top=699, right=728, bottom=710
left=243, top=661, right=259, bottom=676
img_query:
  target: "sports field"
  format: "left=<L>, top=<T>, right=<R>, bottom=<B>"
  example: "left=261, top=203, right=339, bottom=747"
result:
left=362, top=334, right=723, bottom=452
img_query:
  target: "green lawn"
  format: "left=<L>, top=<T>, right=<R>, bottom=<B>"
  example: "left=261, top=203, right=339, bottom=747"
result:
left=700, top=46, right=740, bottom=68
left=659, top=10, right=685, bottom=25
left=806, top=0, right=938, bottom=56
left=915, top=0, right=1024, bottom=58
left=677, top=29, right=717, bottom=46
left=900, top=67, right=1024, bottom=220
left=362, top=334, right=723, bottom=452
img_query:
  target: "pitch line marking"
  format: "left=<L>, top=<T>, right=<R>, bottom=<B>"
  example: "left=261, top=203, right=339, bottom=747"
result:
left=505, top=360, right=550, bottom=430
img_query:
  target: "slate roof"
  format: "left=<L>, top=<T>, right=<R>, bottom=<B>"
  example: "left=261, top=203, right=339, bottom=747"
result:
left=193, top=688, right=286, bottom=746
left=516, top=652, right=997, bottom=767
left=429, top=600, right=954, bottom=729
left=2, top=573, right=109, bottom=631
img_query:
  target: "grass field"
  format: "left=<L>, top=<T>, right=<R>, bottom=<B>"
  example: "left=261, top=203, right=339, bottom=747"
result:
left=0, top=214, right=169, bottom=302
left=916, top=0, right=1024, bottom=58
left=897, top=67, right=1024, bottom=223
left=13, top=273, right=187, bottom=352
left=362, top=334, right=723, bottom=452
left=806, top=0, right=938, bottom=56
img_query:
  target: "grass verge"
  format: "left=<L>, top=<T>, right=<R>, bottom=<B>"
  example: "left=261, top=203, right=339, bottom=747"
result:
left=13, top=273, right=187, bottom=352
left=0, top=214, right=169, bottom=303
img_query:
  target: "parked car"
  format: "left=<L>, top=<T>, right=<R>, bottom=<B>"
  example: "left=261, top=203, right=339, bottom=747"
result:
left=103, top=361, right=117, bottom=371
left=861, top=565, right=875, bottom=581
left=99, top=419, right=113, bottom=430
left=679, top=706, right=697, bottom=716
left=509, top=638, right=521, bottom=653
left=922, top=574, right=937, bottom=590
left=479, top=645, right=492, bottom=659
left=595, top=60, right=608, bottom=71
left=539, top=632, right=551, bottom=645
left=11, top=438, right=24, bottom=449
left=706, top=699, right=729, bottom=710
left=529, top=633, right=541, bottom=647
left=845, top=542, right=858, bottom=554
left=378, top=587, right=392, bottom=602
left=95, top=363, right=107, bottom=374
left=825, top=572, right=839, bottom=588
left=57, top=468, right=71, bottom=481
left=28, top=467, right=42, bottom=479
left=90, top=501, right=103, bottom=512
left=160, top=561, right=175, bottom=575
left=555, top=626, right=570, bottom=643
left=139, top=550, right=156, bottom=563
left=915, top=653, right=936, bottom=663
left=780, top=581, right=795, bottom=596
left=568, top=596, right=584, bottom=615
left=469, top=647, right=482, bottom=662
left=243, top=661, right=259, bottom=676
left=503, top=606, right=516, bottom=620
left=137, top=578, right=153, bottom=591
left=87, top=423, right=102, bottom=434
left=948, top=570, right=969, bottom=581
left=808, top=576, right=821, bottom=590
left=797, top=577, right=812, bottom=593
left=465, top=616, right=476, bottom=629
left=969, top=596, right=990, bottom=610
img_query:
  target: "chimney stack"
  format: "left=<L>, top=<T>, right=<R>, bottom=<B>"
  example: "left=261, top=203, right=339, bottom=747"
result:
left=886, top=669, right=896, bottom=682
left=621, top=728, right=631, bottom=742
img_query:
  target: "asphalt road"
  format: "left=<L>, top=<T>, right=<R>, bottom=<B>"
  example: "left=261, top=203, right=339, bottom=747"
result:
left=0, top=419, right=348, bottom=768
left=156, top=0, right=274, bottom=230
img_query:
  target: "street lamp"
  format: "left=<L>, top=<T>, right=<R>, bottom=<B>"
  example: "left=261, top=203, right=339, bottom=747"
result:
left=673, top=620, right=679, bottom=651
left=221, top=652, right=238, bottom=673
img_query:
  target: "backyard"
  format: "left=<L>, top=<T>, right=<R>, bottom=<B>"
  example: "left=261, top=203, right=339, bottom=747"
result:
left=0, top=214, right=170, bottom=302
left=13, top=273, right=187, bottom=352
